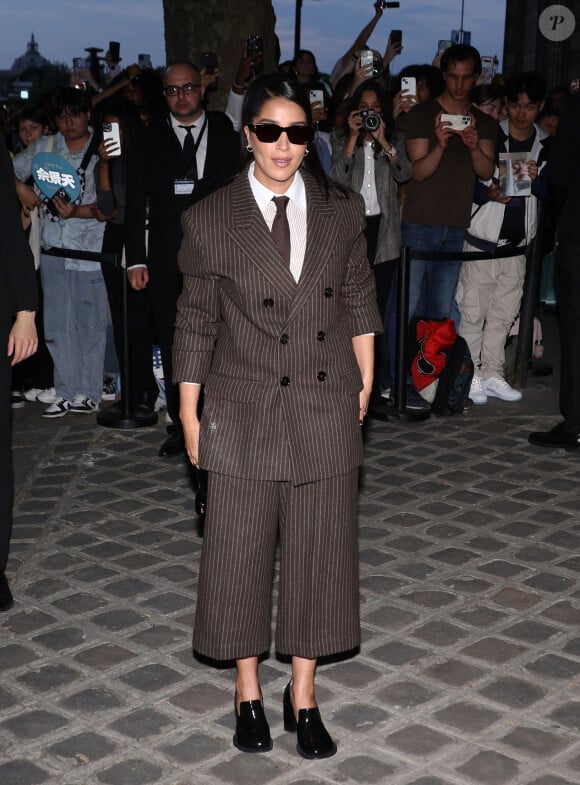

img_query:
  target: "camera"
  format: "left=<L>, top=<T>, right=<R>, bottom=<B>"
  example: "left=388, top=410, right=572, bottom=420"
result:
left=360, top=110, right=381, bottom=132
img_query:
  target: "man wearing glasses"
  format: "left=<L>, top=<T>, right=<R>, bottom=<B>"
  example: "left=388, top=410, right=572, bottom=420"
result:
left=126, top=62, right=241, bottom=457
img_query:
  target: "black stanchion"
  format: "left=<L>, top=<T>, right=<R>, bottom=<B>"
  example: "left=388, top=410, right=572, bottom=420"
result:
left=43, top=247, right=157, bottom=429
left=513, top=202, right=553, bottom=386
left=371, top=247, right=429, bottom=422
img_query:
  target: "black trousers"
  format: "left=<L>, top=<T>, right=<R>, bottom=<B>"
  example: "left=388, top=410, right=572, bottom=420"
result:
left=0, top=318, right=13, bottom=571
left=148, top=267, right=183, bottom=431
left=556, top=243, right=580, bottom=432
left=101, top=224, right=157, bottom=406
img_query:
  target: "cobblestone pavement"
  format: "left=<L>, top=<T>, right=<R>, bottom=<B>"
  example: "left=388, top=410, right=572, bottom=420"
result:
left=2, top=368, right=580, bottom=785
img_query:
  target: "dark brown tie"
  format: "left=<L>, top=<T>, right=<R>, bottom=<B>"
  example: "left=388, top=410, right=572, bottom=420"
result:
left=271, top=196, right=291, bottom=267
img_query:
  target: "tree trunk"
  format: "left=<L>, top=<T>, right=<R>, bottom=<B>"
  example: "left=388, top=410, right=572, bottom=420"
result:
left=162, top=0, right=278, bottom=111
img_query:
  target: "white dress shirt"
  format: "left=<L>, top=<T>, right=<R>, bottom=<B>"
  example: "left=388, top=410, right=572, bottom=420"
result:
left=170, top=110, right=208, bottom=178
left=248, top=162, right=307, bottom=283
left=360, top=141, right=380, bottom=217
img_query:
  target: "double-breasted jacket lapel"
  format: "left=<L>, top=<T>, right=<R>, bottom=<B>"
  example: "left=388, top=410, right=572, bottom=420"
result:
left=225, top=168, right=337, bottom=314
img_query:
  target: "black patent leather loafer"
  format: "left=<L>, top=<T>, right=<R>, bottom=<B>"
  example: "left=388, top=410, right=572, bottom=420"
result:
left=233, top=697, right=273, bottom=753
left=283, top=681, right=337, bottom=759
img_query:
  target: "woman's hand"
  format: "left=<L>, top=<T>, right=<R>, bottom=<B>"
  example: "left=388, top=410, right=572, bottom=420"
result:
left=8, top=312, right=38, bottom=366
left=347, top=109, right=364, bottom=139
left=359, top=386, right=372, bottom=425
left=392, top=90, right=416, bottom=119
left=527, top=159, right=539, bottom=181
left=183, top=416, right=201, bottom=466
left=97, top=139, right=119, bottom=162
left=15, top=180, right=41, bottom=212
left=52, top=195, right=76, bottom=219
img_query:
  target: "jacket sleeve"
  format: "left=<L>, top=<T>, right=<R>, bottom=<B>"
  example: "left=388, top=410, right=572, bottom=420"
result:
left=329, top=131, right=357, bottom=188
left=339, top=194, right=383, bottom=337
left=0, top=136, right=37, bottom=315
left=173, top=207, right=220, bottom=384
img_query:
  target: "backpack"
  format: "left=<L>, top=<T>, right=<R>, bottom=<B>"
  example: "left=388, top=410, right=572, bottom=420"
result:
left=410, top=319, right=474, bottom=416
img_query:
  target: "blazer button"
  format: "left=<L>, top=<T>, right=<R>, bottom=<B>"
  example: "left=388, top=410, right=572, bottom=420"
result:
left=324, top=287, right=333, bottom=298
left=317, top=371, right=327, bottom=382
left=317, top=331, right=326, bottom=341
left=263, top=298, right=274, bottom=308
left=280, top=334, right=289, bottom=345
left=280, top=376, right=290, bottom=386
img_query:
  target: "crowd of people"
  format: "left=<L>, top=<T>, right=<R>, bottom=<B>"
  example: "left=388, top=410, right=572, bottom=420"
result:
left=3, top=0, right=580, bottom=760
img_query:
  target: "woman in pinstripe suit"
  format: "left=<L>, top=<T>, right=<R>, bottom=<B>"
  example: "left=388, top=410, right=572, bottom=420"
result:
left=173, top=75, right=382, bottom=759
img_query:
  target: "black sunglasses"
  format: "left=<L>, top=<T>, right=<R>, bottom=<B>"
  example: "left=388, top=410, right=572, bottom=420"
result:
left=249, top=123, right=314, bottom=145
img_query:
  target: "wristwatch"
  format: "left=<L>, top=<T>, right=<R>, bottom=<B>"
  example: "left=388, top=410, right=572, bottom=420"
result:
left=382, top=146, right=397, bottom=159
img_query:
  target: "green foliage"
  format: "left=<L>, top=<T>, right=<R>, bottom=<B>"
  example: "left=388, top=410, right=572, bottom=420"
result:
left=14, top=62, right=71, bottom=105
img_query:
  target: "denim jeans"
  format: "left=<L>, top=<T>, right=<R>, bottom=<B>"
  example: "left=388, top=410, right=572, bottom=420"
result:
left=381, top=222, right=465, bottom=388
left=40, top=254, right=108, bottom=402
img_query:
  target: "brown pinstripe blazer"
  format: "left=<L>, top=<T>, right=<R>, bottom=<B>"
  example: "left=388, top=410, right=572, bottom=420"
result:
left=173, top=167, right=382, bottom=485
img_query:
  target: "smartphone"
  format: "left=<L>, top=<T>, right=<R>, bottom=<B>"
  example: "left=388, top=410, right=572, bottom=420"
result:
left=103, top=121, right=121, bottom=157
left=481, top=56, right=495, bottom=84
left=45, top=187, right=71, bottom=217
left=138, top=53, right=152, bottom=70
left=200, top=52, right=218, bottom=75
left=390, top=29, right=402, bottom=48
left=441, top=113, right=472, bottom=131
left=438, top=39, right=452, bottom=54
left=247, top=35, right=263, bottom=56
left=72, top=57, right=85, bottom=77
left=309, top=89, right=324, bottom=109
left=360, top=49, right=374, bottom=77
left=108, top=41, right=120, bottom=61
left=401, top=76, right=416, bottom=97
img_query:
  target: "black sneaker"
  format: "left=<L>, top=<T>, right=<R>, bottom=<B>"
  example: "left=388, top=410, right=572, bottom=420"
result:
left=69, top=396, right=99, bottom=414
left=405, top=385, right=431, bottom=411
left=43, top=398, right=71, bottom=418
left=10, top=391, right=25, bottom=409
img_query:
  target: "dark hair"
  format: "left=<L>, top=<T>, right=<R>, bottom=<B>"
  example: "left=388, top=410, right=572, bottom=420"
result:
left=50, top=87, right=91, bottom=118
left=470, top=83, right=505, bottom=106
left=292, top=49, right=320, bottom=82
left=241, top=73, right=344, bottom=199
left=15, top=105, right=49, bottom=130
left=393, top=64, right=444, bottom=98
left=345, top=79, right=393, bottom=155
left=92, top=96, right=144, bottom=160
left=440, top=44, right=482, bottom=76
left=504, top=72, right=547, bottom=104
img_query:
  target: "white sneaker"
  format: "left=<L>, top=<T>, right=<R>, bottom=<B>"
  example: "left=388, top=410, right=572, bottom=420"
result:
left=37, top=387, right=57, bottom=404
left=469, top=375, right=488, bottom=405
left=484, top=376, right=522, bottom=402
left=23, top=387, right=43, bottom=402
left=42, top=398, right=71, bottom=418
left=69, top=395, right=99, bottom=414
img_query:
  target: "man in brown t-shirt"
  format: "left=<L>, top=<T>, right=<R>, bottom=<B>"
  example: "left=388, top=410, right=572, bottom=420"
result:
left=382, top=44, right=496, bottom=407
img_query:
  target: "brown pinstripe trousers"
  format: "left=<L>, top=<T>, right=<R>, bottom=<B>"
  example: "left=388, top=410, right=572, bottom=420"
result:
left=192, top=469, right=361, bottom=661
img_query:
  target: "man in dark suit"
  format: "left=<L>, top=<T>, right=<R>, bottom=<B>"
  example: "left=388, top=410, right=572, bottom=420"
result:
left=127, top=61, right=241, bottom=456
left=529, top=92, right=580, bottom=449
left=0, top=136, right=38, bottom=610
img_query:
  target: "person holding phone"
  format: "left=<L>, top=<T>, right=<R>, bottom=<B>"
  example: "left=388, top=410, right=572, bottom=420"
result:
left=330, top=79, right=412, bottom=318
left=92, top=96, right=159, bottom=419
left=174, top=74, right=381, bottom=758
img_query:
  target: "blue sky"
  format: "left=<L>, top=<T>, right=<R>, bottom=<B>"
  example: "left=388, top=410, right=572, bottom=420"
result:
left=2, top=0, right=507, bottom=76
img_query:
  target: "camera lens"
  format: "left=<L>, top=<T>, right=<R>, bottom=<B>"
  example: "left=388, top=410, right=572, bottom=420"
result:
left=363, top=113, right=380, bottom=132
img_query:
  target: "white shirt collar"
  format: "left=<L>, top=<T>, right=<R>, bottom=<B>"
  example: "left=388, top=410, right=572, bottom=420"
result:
left=248, top=161, right=307, bottom=213
left=170, top=110, right=206, bottom=131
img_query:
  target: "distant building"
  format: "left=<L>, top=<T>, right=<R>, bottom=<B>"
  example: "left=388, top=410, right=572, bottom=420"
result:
left=503, top=1, right=580, bottom=88
left=10, top=33, right=49, bottom=76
